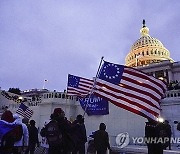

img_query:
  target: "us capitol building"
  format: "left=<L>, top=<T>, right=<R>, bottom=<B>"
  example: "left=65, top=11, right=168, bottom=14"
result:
left=0, top=20, right=180, bottom=146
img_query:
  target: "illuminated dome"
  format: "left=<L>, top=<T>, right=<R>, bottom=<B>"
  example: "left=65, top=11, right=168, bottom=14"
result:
left=125, top=20, right=174, bottom=67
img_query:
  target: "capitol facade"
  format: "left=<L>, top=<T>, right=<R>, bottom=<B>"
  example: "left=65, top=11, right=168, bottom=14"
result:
left=0, top=21, right=180, bottom=146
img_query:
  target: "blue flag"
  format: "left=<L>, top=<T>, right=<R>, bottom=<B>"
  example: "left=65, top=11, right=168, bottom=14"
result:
left=78, top=95, right=109, bottom=115
left=0, top=120, right=16, bottom=140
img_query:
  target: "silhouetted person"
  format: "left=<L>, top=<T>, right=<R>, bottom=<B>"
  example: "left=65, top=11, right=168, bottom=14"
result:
left=94, top=123, right=111, bottom=154
left=47, top=108, right=74, bottom=154
left=164, top=120, right=172, bottom=150
left=25, top=120, right=39, bottom=154
left=145, top=119, right=164, bottom=154
left=145, top=120, right=158, bottom=154
left=72, top=115, right=87, bottom=154
left=156, top=122, right=165, bottom=154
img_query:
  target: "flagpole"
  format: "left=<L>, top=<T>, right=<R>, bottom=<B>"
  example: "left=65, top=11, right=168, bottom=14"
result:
left=83, top=56, right=104, bottom=117
left=43, top=80, right=45, bottom=89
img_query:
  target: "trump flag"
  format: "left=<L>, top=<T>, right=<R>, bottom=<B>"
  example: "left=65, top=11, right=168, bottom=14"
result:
left=94, top=60, right=167, bottom=121
left=78, top=95, right=109, bottom=115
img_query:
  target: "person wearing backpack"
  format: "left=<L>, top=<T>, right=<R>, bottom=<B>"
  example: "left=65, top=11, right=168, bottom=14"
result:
left=45, top=108, right=74, bottom=154
left=25, top=120, right=39, bottom=154
left=12, top=114, right=29, bottom=154
left=0, top=110, right=17, bottom=154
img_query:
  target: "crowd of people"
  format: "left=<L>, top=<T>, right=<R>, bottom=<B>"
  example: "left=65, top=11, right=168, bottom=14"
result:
left=2, top=107, right=180, bottom=154
left=0, top=108, right=111, bottom=154
left=167, top=80, right=180, bottom=90
left=145, top=119, right=173, bottom=154
left=0, top=110, right=39, bottom=154
left=1, top=91, right=22, bottom=103
left=39, top=108, right=111, bottom=154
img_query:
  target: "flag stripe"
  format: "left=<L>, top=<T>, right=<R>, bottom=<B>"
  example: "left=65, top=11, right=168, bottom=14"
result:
left=94, top=89, right=159, bottom=117
left=124, top=67, right=166, bottom=92
left=95, top=79, right=160, bottom=116
left=67, top=87, right=89, bottom=96
left=16, top=109, right=25, bottom=116
left=120, top=79, right=160, bottom=102
left=96, top=79, right=160, bottom=109
left=122, top=75, right=163, bottom=97
left=25, top=109, right=33, bottom=119
left=94, top=91, right=158, bottom=121
left=80, top=78, right=94, bottom=84
left=123, top=70, right=165, bottom=94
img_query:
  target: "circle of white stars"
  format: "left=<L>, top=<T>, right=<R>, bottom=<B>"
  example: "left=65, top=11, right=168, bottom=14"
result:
left=69, top=76, right=78, bottom=87
left=103, top=63, right=120, bottom=79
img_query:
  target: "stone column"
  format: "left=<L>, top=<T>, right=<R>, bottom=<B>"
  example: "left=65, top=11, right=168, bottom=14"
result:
left=168, top=69, right=173, bottom=82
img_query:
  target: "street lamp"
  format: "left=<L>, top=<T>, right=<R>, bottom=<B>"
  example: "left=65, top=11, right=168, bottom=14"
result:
left=157, top=117, right=164, bottom=123
left=18, top=96, right=23, bottom=103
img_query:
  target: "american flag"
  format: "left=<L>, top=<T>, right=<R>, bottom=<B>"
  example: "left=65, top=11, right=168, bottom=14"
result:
left=94, top=61, right=167, bottom=121
left=67, top=74, right=94, bottom=97
left=16, top=103, right=33, bottom=119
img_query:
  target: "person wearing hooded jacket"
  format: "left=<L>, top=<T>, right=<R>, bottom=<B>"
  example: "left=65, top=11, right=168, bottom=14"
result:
left=13, top=114, right=29, bottom=154
left=93, top=123, right=111, bottom=154
left=0, top=110, right=16, bottom=154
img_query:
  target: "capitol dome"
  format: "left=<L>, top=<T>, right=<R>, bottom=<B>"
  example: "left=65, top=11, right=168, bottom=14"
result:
left=125, top=20, right=174, bottom=67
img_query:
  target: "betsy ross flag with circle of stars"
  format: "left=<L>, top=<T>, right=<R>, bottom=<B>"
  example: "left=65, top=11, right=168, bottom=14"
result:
left=94, top=60, right=167, bottom=121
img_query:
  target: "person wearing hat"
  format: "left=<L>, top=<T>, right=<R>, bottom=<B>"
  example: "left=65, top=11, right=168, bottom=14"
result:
left=0, top=110, right=16, bottom=153
left=47, top=108, right=73, bottom=154
left=72, top=114, right=87, bottom=154
left=93, top=123, right=111, bottom=154
left=25, top=120, right=39, bottom=154
left=1, top=110, right=14, bottom=123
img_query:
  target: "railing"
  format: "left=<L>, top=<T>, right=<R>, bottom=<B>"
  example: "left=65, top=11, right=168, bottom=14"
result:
left=165, top=89, right=180, bottom=98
